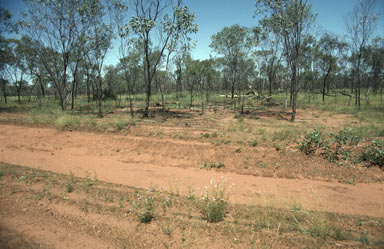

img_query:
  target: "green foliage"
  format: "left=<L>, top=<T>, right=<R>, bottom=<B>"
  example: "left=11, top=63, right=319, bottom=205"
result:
left=200, top=161, right=225, bottom=170
left=134, top=188, right=155, bottom=223
left=299, top=130, right=326, bottom=155
left=332, top=227, right=348, bottom=241
left=330, top=128, right=360, bottom=146
left=360, top=234, right=371, bottom=245
left=55, top=115, right=81, bottom=129
left=250, top=140, right=258, bottom=147
left=199, top=178, right=230, bottom=223
left=66, top=181, right=74, bottom=193
left=201, top=132, right=217, bottom=138
left=359, top=140, right=384, bottom=168
left=113, top=121, right=129, bottom=130
left=299, top=128, right=363, bottom=164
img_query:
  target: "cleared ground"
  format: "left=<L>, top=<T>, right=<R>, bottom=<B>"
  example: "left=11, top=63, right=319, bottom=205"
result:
left=0, top=104, right=384, bottom=248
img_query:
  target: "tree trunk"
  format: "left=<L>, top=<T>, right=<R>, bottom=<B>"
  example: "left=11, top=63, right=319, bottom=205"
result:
left=97, top=75, right=102, bottom=117
left=291, top=63, right=297, bottom=122
left=190, top=79, right=194, bottom=110
left=1, top=79, right=7, bottom=104
left=176, top=65, right=182, bottom=101
left=17, top=87, right=21, bottom=104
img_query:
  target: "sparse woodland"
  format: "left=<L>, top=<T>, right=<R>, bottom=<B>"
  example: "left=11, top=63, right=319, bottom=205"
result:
left=0, top=0, right=382, bottom=120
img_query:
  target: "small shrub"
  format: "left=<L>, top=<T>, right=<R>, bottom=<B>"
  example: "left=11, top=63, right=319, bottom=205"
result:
left=299, top=130, right=326, bottom=155
left=379, top=130, right=384, bottom=137
left=359, top=140, right=384, bottom=168
left=250, top=140, right=258, bottom=147
left=332, top=227, right=348, bottom=241
left=66, top=181, right=74, bottom=193
left=134, top=188, right=155, bottom=223
left=223, top=140, right=231, bottom=145
left=331, top=128, right=360, bottom=147
left=199, top=178, right=231, bottom=223
left=200, top=161, right=225, bottom=170
left=360, top=234, right=371, bottom=245
left=201, top=133, right=210, bottom=138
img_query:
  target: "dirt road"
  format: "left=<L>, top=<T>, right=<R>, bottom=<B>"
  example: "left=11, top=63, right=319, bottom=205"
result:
left=1, top=124, right=383, bottom=217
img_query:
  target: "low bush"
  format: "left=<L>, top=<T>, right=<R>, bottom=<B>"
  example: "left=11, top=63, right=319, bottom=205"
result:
left=299, top=130, right=326, bottom=155
left=134, top=188, right=155, bottom=223
left=200, top=161, right=225, bottom=170
left=199, top=178, right=231, bottom=223
left=359, top=140, right=384, bottom=169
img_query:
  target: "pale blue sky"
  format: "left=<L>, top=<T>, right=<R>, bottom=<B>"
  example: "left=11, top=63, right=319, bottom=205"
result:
left=1, top=0, right=383, bottom=65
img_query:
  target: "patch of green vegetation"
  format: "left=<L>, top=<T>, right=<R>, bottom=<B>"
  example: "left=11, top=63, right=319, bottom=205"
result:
left=359, top=140, right=384, bottom=169
left=250, top=139, right=258, bottom=147
left=360, top=234, right=371, bottom=246
left=55, top=114, right=81, bottom=129
left=200, top=161, right=225, bottom=170
left=134, top=190, right=155, bottom=223
left=199, top=178, right=229, bottom=223
left=332, top=227, right=349, bottom=241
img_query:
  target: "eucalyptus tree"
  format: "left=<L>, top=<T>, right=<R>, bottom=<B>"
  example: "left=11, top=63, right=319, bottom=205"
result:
left=185, top=59, right=204, bottom=109
left=0, top=8, right=14, bottom=103
left=363, top=37, right=384, bottom=98
left=81, top=0, right=113, bottom=117
left=346, top=0, right=379, bottom=107
left=173, top=45, right=189, bottom=100
left=120, top=0, right=197, bottom=117
left=255, top=0, right=315, bottom=122
left=4, top=39, right=28, bottom=103
left=316, top=33, right=347, bottom=102
left=210, top=24, right=254, bottom=99
left=22, top=0, right=88, bottom=110
left=254, top=25, right=283, bottom=99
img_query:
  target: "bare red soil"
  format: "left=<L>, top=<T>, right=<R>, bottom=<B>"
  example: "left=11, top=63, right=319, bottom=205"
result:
left=0, top=124, right=383, bottom=218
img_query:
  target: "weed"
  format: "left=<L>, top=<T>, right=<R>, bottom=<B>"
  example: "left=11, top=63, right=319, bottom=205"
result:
left=200, top=161, right=225, bottom=170
left=250, top=140, right=258, bottom=147
left=273, top=143, right=281, bottom=151
left=105, top=193, right=114, bottom=202
left=201, top=133, right=210, bottom=138
left=360, top=234, right=371, bottom=245
left=162, top=222, right=172, bottom=236
left=332, top=227, right=348, bottom=241
left=187, top=185, right=195, bottom=200
left=134, top=188, right=155, bottom=223
left=223, top=140, right=231, bottom=145
left=65, top=174, right=75, bottom=193
left=244, top=156, right=249, bottom=169
left=199, top=178, right=231, bottom=223
left=161, top=196, right=172, bottom=213
left=0, top=169, right=3, bottom=180
left=118, top=196, right=124, bottom=208
left=66, top=181, right=74, bottom=193
left=81, top=198, right=89, bottom=213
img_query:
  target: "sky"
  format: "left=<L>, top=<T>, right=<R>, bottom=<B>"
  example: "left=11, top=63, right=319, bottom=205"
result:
left=1, top=0, right=383, bottom=65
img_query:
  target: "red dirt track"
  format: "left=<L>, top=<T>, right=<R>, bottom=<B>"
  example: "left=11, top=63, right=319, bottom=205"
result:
left=1, top=124, right=383, bottom=217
